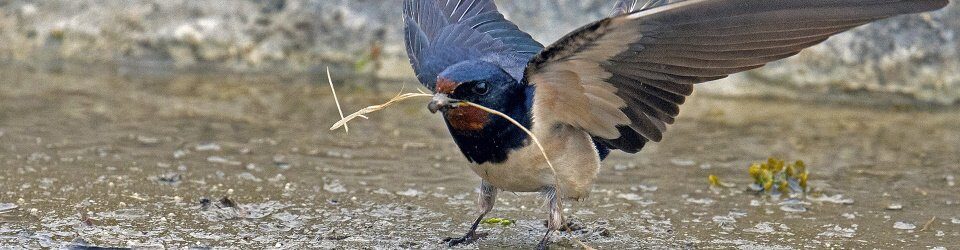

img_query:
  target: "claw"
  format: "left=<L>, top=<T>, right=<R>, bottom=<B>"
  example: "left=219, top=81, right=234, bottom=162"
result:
left=443, top=232, right=488, bottom=247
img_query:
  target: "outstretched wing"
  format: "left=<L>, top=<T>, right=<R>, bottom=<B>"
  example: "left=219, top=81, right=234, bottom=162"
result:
left=403, top=0, right=543, bottom=90
left=525, top=0, right=948, bottom=153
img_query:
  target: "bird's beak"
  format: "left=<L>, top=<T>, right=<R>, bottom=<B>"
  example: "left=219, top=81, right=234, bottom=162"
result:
left=428, top=94, right=461, bottom=114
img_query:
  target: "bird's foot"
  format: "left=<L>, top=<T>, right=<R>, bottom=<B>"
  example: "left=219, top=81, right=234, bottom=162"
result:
left=443, top=231, right=488, bottom=247
left=536, top=236, right=550, bottom=250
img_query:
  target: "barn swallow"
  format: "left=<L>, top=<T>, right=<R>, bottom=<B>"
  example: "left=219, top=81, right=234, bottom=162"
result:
left=402, top=0, right=948, bottom=248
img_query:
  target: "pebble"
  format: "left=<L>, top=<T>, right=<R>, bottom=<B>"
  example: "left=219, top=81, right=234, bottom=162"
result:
left=0, top=203, right=17, bottom=213
left=809, top=194, right=855, bottom=205
left=616, top=193, right=655, bottom=206
left=818, top=225, right=857, bottom=238
left=947, top=175, right=956, bottom=187
left=237, top=172, right=262, bottom=182
left=685, top=198, right=715, bottom=206
left=173, top=149, right=187, bottom=159
left=401, top=142, right=427, bottom=150
left=886, top=203, right=904, bottom=210
left=779, top=199, right=808, bottom=213
left=195, top=143, right=221, bottom=151
left=712, top=215, right=737, bottom=230
left=396, top=189, right=422, bottom=197
left=951, top=217, right=960, bottom=224
left=893, top=221, right=916, bottom=230
left=207, top=156, right=241, bottom=166
left=670, top=159, right=696, bottom=167
left=267, top=174, right=286, bottom=183
left=744, top=222, right=775, bottom=234
left=323, top=181, right=347, bottom=193
left=630, top=184, right=658, bottom=192
left=136, top=135, right=160, bottom=145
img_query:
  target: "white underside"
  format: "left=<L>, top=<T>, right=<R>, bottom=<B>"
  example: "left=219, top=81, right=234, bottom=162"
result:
left=469, top=124, right=601, bottom=199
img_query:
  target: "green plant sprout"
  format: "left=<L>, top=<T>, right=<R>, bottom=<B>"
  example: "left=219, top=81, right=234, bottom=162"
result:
left=748, top=157, right=809, bottom=196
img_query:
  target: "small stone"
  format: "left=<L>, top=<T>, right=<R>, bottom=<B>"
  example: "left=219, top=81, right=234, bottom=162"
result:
left=818, top=225, right=857, bottom=238
left=396, top=189, right=422, bottom=197
left=886, top=203, right=904, bottom=210
left=136, top=136, right=160, bottom=145
left=779, top=199, right=808, bottom=213
left=744, top=222, right=775, bottom=234
left=195, top=143, right=221, bottom=152
left=323, top=180, right=347, bottom=193
left=950, top=217, right=960, bottom=224
left=237, top=172, right=262, bottom=182
left=893, top=221, right=916, bottom=230
left=173, top=150, right=187, bottom=159
left=670, top=159, right=696, bottom=166
left=207, top=156, right=241, bottom=166
left=267, top=174, right=286, bottom=183
left=712, top=215, right=737, bottom=230
left=613, top=162, right=638, bottom=171
left=401, top=142, right=427, bottom=150
left=19, top=4, right=38, bottom=17
left=809, top=194, right=855, bottom=205
left=0, top=203, right=18, bottom=213
left=153, top=173, right=181, bottom=185
left=596, top=227, right=611, bottom=237
left=630, top=184, right=658, bottom=192
left=685, top=198, right=715, bottom=206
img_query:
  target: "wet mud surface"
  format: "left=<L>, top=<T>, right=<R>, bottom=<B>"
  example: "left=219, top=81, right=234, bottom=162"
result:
left=1, top=67, right=959, bottom=249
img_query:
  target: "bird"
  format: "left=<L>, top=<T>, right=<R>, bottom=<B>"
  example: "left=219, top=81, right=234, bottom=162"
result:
left=401, top=0, right=949, bottom=248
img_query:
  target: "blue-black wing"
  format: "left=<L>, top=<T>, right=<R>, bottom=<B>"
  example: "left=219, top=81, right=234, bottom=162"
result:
left=403, top=0, right=543, bottom=90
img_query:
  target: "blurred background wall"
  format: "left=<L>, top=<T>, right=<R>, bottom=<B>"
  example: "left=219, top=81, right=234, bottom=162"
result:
left=1, top=0, right=957, bottom=104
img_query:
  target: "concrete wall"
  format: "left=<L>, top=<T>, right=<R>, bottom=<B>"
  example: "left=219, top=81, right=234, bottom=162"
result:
left=1, top=0, right=957, bottom=104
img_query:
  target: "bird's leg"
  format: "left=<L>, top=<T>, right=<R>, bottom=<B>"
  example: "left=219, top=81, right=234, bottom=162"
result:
left=445, top=181, right=498, bottom=246
left=538, top=187, right=563, bottom=250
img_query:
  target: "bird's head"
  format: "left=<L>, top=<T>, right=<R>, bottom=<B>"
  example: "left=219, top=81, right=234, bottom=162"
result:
left=429, top=60, right=523, bottom=132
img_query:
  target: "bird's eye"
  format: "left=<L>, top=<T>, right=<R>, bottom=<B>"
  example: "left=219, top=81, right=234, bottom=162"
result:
left=472, top=82, right=489, bottom=95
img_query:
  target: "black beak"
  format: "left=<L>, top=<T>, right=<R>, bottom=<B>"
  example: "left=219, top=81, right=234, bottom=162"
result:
left=428, top=94, right=460, bottom=113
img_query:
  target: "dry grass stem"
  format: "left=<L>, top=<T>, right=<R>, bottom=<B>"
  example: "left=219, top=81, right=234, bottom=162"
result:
left=920, top=216, right=937, bottom=232
left=326, top=67, right=350, bottom=133
left=328, top=91, right=432, bottom=131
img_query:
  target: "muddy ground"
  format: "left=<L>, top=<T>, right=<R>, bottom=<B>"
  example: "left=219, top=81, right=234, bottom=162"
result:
left=0, top=66, right=958, bottom=249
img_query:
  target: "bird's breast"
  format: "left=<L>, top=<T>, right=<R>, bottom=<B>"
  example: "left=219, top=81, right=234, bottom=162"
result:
left=469, top=124, right=601, bottom=199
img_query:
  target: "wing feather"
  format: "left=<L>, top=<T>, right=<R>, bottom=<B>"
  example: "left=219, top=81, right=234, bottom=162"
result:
left=403, top=0, right=543, bottom=90
left=525, top=0, right=948, bottom=153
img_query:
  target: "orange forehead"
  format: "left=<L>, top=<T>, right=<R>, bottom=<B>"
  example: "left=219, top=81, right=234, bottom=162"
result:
left=436, top=77, right=458, bottom=94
